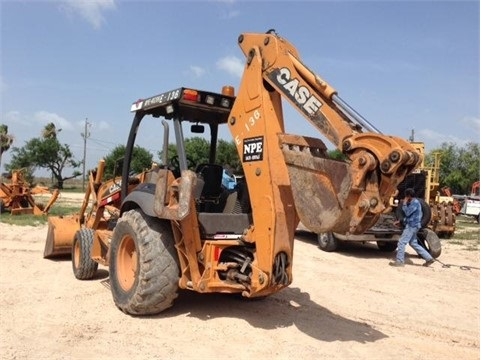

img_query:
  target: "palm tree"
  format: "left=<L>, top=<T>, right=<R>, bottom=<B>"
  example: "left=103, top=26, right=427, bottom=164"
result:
left=42, top=122, right=61, bottom=139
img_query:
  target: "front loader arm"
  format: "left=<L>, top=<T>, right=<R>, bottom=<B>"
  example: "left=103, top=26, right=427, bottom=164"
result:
left=234, top=31, right=420, bottom=235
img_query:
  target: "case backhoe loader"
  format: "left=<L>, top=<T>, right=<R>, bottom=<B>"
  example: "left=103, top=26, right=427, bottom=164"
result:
left=44, top=30, right=421, bottom=315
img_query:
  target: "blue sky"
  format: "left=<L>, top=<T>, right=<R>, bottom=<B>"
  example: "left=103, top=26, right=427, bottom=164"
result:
left=1, top=0, right=480, bottom=176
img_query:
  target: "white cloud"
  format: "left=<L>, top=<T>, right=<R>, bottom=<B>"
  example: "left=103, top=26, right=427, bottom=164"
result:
left=216, top=56, right=244, bottom=78
left=97, top=120, right=110, bottom=131
left=60, top=0, right=116, bottom=29
left=459, top=115, right=480, bottom=132
left=34, top=111, right=74, bottom=131
left=189, top=65, right=207, bottom=78
left=4, top=111, right=23, bottom=124
left=220, top=9, right=240, bottom=20
left=74, top=119, right=111, bottom=133
left=418, top=128, right=472, bottom=149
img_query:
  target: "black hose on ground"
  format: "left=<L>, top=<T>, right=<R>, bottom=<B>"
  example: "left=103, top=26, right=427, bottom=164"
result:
left=434, top=258, right=479, bottom=271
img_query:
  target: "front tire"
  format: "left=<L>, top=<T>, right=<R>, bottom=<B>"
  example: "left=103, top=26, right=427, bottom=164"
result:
left=72, top=228, right=98, bottom=280
left=109, top=209, right=179, bottom=315
left=318, top=232, right=338, bottom=252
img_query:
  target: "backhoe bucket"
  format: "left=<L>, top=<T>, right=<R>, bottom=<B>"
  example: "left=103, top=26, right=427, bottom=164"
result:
left=43, top=215, right=80, bottom=258
left=279, top=134, right=355, bottom=234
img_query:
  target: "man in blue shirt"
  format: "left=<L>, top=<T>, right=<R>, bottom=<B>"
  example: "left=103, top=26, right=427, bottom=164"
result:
left=389, top=188, right=435, bottom=267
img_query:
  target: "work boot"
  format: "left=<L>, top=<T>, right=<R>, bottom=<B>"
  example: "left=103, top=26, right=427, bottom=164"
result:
left=389, top=261, right=405, bottom=267
left=423, top=259, right=435, bottom=267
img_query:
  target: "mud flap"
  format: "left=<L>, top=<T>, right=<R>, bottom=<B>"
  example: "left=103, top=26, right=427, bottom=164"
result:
left=43, top=216, right=79, bottom=258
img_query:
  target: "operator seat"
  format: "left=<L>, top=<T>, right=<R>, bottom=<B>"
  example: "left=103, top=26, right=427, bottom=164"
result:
left=195, top=164, right=224, bottom=199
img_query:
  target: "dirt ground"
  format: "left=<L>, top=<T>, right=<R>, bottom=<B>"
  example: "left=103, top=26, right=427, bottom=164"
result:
left=0, top=194, right=480, bottom=360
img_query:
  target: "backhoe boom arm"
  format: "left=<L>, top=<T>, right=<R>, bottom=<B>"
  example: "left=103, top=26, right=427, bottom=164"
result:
left=231, top=31, right=421, bottom=236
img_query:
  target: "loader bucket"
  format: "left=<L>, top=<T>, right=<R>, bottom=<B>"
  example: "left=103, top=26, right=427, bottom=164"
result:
left=279, top=134, right=354, bottom=234
left=43, top=215, right=80, bottom=258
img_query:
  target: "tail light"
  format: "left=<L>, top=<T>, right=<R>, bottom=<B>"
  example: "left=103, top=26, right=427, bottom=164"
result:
left=182, top=89, right=199, bottom=102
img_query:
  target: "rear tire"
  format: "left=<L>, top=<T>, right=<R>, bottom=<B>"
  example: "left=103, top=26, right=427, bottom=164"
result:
left=109, top=209, right=179, bottom=315
left=72, top=228, right=98, bottom=280
left=318, top=232, right=338, bottom=252
left=376, top=241, right=398, bottom=252
left=417, top=228, right=442, bottom=259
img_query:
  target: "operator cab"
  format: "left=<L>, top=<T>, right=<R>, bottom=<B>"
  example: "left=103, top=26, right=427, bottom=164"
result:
left=123, top=86, right=251, bottom=239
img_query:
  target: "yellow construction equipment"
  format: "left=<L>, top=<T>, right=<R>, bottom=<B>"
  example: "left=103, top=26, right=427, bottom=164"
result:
left=45, top=30, right=421, bottom=315
left=401, top=142, right=456, bottom=238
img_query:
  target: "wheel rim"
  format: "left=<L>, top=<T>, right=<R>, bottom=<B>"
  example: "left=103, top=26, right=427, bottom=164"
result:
left=73, top=238, right=80, bottom=269
left=117, top=235, right=138, bottom=292
left=319, top=235, right=328, bottom=246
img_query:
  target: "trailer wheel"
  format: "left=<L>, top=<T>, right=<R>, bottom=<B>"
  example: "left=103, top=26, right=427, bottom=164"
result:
left=317, top=232, right=338, bottom=252
left=109, top=209, right=179, bottom=315
left=417, top=228, right=442, bottom=259
left=376, top=241, right=398, bottom=252
left=72, top=228, right=98, bottom=280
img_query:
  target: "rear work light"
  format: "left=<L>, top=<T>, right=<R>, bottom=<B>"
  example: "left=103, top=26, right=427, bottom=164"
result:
left=182, top=89, right=199, bottom=102
left=205, top=95, right=215, bottom=105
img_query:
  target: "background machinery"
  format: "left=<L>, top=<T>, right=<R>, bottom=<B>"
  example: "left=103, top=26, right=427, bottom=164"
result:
left=452, top=181, right=480, bottom=223
left=0, top=169, right=59, bottom=215
left=44, top=30, right=422, bottom=315
left=397, top=141, right=456, bottom=238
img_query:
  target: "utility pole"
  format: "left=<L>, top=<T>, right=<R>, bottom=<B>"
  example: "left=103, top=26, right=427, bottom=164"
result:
left=81, top=118, right=91, bottom=191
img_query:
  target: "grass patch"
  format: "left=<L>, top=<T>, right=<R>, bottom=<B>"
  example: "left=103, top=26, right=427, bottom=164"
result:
left=0, top=204, right=79, bottom=226
left=452, top=231, right=480, bottom=241
left=448, top=216, right=480, bottom=250
left=60, top=187, right=85, bottom=193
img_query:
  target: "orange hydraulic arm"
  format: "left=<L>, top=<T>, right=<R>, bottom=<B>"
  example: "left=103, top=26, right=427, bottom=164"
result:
left=229, top=31, right=421, bottom=238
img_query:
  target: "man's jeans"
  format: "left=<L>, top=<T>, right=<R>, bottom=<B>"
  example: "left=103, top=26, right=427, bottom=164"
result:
left=396, top=226, right=433, bottom=263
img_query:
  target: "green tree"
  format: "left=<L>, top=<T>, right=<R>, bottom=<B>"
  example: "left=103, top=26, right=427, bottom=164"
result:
left=103, top=144, right=153, bottom=179
left=160, top=137, right=210, bottom=168
left=185, top=137, right=210, bottom=165
left=160, top=137, right=241, bottom=172
left=6, top=124, right=81, bottom=188
left=0, top=124, right=14, bottom=176
left=327, top=149, right=348, bottom=161
left=215, top=139, right=242, bottom=173
left=5, top=146, right=36, bottom=184
left=427, top=142, right=480, bottom=194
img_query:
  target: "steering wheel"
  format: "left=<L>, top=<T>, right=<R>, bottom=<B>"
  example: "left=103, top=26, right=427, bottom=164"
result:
left=169, top=155, right=196, bottom=176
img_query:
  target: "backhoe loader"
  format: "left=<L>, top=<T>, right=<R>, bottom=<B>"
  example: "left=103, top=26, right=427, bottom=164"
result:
left=44, top=30, right=421, bottom=315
